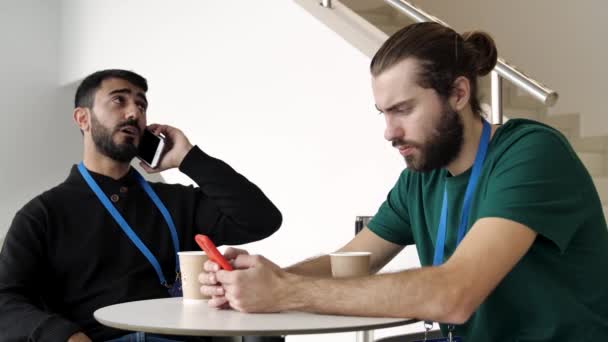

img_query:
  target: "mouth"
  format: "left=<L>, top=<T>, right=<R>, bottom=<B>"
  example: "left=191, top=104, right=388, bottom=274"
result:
left=118, top=125, right=140, bottom=137
left=397, top=145, right=416, bottom=157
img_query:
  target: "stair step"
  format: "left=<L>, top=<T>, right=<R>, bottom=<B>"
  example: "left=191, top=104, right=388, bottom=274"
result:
left=579, top=152, right=605, bottom=177
left=377, top=23, right=406, bottom=35
left=593, top=177, right=608, bottom=204
left=569, top=136, right=608, bottom=154
left=343, top=0, right=410, bottom=34
left=543, top=114, right=580, bottom=137
left=503, top=107, right=541, bottom=121
left=342, top=0, right=394, bottom=13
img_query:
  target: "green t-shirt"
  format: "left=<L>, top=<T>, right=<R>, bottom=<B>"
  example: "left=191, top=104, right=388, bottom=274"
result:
left=368, top=119, right=608, bottom=341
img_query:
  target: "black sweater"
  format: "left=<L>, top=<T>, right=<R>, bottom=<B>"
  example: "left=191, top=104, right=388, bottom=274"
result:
left=0, top=146, right=282, bottom=342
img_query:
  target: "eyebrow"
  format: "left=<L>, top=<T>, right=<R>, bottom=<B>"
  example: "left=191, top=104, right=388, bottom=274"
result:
left=375, top=99, right=414, bottom=113
left=108, top=88, right=148, bottom=106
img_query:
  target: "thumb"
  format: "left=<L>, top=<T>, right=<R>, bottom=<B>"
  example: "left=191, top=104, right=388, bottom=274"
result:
left=224, top=247, right=249, bottom=260
left=232, top=254, right=263, bottom=269
left=139, top=161, right=159, bottom=174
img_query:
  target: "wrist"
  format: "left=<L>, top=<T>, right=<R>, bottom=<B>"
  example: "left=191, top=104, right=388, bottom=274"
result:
left=280, top=273, right=311, bottom=311
left=177, top=143, right=194, bottom=167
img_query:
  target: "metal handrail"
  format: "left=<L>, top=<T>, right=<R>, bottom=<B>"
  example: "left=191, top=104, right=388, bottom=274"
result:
left=383, top=0, right=558, bottom=123
left=320, top=0, right=332, bottom=8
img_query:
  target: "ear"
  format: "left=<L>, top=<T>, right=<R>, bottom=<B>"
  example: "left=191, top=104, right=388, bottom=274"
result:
left=448, top=76, right=471, bottom=112
left=73, top=107, right=91, bottom=132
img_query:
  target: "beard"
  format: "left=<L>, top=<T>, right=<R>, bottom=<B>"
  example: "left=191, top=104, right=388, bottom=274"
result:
left=90, top=111, right=139, bottom=163
left=396, top=101, right=464, bottom=172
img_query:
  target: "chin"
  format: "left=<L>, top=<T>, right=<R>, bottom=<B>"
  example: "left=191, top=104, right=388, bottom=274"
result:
left=117, top=137, right=136, bottom=146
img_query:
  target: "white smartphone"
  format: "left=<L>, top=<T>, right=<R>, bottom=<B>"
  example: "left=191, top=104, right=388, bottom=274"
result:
left=137, top=129, right=165, bottom=168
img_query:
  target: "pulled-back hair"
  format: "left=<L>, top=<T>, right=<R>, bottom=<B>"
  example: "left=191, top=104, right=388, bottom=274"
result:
left=370, top=22, right=497, bottom=116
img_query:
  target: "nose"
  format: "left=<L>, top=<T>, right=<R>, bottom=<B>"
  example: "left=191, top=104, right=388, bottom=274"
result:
left=124, top=101, right=143, bottom=121
left=383, top=115, right=404, bottom=142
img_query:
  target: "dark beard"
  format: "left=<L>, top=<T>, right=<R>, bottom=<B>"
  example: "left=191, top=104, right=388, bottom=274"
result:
left=405, top=103, right=464, bottom=172
left=90, top=112, right=138, bottom=162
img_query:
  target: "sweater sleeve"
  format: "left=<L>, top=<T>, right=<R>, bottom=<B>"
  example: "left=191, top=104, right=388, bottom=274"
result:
left=178, top=145, right=283, bottom=246
left=0, top=207, right=82, bottom=342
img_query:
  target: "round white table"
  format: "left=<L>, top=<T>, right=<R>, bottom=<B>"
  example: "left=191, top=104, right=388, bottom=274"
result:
left=94, top=298, right=417, bottom=341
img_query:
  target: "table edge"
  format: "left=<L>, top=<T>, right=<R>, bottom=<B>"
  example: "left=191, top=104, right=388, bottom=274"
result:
left=94, top=310, right=418, bottom=337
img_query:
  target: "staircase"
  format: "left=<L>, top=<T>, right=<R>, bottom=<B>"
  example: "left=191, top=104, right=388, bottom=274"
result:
left=296, top=0, right=608, bottom=220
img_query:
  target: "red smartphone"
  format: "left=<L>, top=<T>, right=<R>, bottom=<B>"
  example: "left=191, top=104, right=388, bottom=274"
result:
left=194, top=234, right=233, bottom=271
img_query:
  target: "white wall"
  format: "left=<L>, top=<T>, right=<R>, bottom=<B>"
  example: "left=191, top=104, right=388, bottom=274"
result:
left=58, top=0, right=424, bottom=339
left=4, top=1, right=603, bottom=339
left=0, top=0, right=82, bottom=238
left=409, top=0, right=608, bottom=137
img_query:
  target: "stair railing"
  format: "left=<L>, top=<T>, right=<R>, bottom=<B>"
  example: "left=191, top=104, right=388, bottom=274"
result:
left=321, top=0, right=559, bottom=124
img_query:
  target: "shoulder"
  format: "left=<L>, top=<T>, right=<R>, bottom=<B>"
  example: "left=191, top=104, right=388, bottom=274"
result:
left=492, top=118, right=574, bottom=154
left=147, top=180, right=199, bottom=200
left=148, top=180, right=195, bottom=192
left=489, top=118, right=579, bottom=169
left=16, top=181, right=73, bottom=226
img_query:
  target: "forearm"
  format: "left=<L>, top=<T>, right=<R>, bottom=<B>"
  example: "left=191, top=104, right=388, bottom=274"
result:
left=283, top=266, right=469, bottom=324
left=180, top=146, right=282, bottom=244
left=284, top=255, right=332, bottom=277
left=0, top=292, right=80, bottom=342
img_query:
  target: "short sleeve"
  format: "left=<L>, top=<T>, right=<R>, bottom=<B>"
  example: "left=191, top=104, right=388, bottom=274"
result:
left=478, top=130, right=588, bottom=253
left=367, top=170, right=414, bottom=246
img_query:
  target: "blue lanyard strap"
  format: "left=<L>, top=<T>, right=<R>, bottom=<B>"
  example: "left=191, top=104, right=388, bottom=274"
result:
left=77, top=162, right=180, bottom=286
left=432, top=119, right=491, bottom=266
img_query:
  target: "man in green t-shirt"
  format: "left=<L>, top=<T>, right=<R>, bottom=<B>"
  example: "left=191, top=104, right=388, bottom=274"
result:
left=199, top=22, right=608, bottom=341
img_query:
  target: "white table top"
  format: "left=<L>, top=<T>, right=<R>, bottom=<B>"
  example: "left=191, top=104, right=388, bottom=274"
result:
left=94, top=298, right=417, bottom=337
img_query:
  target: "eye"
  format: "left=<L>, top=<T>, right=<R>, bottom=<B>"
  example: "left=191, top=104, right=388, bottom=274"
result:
left=112, top=96, right=125, bottom=105
left=395, top=106, right=412, bottom=115
left=136, top=102, right=147, bottom=112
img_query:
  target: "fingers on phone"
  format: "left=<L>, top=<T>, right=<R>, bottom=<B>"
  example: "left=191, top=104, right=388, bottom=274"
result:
left=203, top=260, right=219, bottom=272
left=139, top=161, right=157, bottom=174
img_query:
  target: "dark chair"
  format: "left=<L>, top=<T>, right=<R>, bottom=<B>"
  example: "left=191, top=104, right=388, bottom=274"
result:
left=241, top=336, right=285, bottom=342
left=209, top=336, right=284, bottom=342
left=375, top=329, right=443, bottom=341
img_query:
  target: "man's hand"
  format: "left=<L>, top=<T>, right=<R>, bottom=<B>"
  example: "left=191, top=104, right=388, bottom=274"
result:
left=212, top=254, right=294, bottom=313
left=67, top=332, right=92, bottom=342
left=139, top=123, right=193, bottom=173
left=199, top=247, right=250, bottom=309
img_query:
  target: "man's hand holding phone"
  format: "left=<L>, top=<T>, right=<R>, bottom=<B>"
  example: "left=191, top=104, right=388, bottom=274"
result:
left=138, top=123, right=193, bottom=173
left=198, top=243, right=250, bottom=309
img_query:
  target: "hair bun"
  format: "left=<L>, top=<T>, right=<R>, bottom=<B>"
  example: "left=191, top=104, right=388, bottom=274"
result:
left=462, top=31, right=498, bottom=76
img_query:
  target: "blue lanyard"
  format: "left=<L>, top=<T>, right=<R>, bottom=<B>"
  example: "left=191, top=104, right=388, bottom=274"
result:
left=77, top=162, right=180, bottom=287
left=432, top=119, right=491, bottom=266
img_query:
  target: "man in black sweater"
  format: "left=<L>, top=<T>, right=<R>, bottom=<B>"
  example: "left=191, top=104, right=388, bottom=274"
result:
left=0, top=70, right=282, bottom=342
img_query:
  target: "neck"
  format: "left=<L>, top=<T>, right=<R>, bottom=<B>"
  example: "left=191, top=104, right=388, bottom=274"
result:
left=446, top=115, right=492, bottom=176
left=82, top=140, right=131, bottom=180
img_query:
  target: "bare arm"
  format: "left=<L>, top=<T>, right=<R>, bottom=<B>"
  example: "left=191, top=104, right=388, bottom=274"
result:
left=284, top=227, right=404, bottom=276
left=214, top=217, right=536, bottom=324
left=283, top=255, right=331, bottom=277
left=287, top=217, right=536, bottom=323
left=201, top=227, right=403, bottom=307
